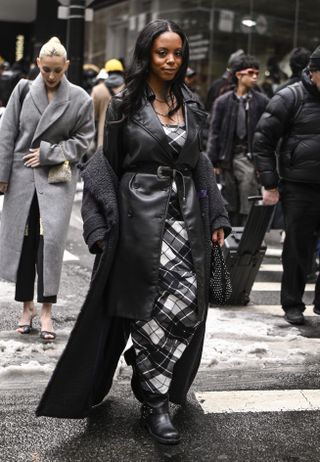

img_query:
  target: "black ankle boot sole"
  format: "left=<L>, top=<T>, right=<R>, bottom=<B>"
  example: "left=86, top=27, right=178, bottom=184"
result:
left=142, top=420, right=181, bottom=445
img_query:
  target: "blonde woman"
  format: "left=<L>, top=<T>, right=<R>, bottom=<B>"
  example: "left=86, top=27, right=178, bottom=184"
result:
left=0, top=37, right=94, bottom=341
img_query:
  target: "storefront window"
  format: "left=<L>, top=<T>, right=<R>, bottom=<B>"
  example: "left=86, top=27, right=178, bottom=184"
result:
left=85, top=0, right=320, bottom=100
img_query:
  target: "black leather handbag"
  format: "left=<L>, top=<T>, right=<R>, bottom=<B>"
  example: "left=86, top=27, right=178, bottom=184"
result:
left=209, top=242, right=232, bottom=305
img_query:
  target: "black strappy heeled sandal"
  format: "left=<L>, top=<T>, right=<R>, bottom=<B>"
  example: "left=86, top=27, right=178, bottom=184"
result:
left=16, top=323, right=33, bottom=334
left=40, top=331, right=56, bottom=342
left=16, top=314, right=36, bottom=334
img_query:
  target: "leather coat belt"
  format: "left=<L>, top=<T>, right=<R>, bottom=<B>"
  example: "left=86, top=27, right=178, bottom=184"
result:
left=129, top=164, right=192, bottom=200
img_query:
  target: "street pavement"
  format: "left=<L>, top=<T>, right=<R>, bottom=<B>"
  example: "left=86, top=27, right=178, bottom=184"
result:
left=1, top=187, right=320, bottom=461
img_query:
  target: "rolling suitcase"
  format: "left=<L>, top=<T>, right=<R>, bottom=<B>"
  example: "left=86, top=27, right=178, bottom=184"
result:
left=223, top=196, right=274, bottom=305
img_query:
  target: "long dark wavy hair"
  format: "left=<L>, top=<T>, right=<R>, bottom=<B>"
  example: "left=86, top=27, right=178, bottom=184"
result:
left=120, top=19, right=189, bottom=119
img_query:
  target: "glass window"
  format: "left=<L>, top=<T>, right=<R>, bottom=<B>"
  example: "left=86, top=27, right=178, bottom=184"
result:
left=85, top=0, right=320, bottom=100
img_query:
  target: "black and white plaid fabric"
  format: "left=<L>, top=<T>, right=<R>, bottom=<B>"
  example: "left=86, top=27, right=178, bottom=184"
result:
left=131, top=184, right=200, bottom=395
left=161, top=123, right=187, bottom=155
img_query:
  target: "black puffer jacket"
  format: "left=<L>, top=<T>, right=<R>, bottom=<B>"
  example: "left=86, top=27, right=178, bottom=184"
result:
left=254, top=69, right=320, bottom=188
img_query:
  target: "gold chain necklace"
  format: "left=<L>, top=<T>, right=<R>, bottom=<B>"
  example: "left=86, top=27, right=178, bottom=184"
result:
left=153, top=100, right=176, bottom=118
left=154, top=108, right=171, bottom=117
left=154, top=108, right=182, bottom=127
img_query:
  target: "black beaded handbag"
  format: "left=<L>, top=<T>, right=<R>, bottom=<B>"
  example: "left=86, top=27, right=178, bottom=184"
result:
left=209, top=242, right=232, bottom=305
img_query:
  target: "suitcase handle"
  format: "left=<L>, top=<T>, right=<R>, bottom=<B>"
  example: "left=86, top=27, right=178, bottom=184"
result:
left=248, top=195, right=263, bottom=205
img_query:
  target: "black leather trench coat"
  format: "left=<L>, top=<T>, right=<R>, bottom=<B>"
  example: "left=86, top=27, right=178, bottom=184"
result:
left=35, top=87, right=231, bottom=419
left=104, top=86, right=227, bottom=322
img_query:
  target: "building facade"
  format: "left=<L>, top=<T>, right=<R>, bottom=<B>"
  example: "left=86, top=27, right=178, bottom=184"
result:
left=85, top=0, right=319, bottom=98
left=0, top=0, right=318, bottom=97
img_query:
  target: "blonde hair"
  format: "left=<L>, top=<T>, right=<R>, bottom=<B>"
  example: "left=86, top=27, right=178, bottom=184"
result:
left=39, top=37, right=67, bottom=59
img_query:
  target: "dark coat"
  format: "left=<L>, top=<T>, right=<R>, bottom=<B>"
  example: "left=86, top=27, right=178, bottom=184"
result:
left=206, top=89, right=269, bottom=167
left=36, top=148, right=230, bottom=419
left=253, top=69, right=320, bottom=189
left=103, top=85, right=230, bottom=322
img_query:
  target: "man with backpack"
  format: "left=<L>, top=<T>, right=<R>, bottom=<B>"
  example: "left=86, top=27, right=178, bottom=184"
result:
left=254, top=45, right=320, bottom=325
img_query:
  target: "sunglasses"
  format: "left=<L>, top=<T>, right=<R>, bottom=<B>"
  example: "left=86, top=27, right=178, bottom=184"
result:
left=238, top=68, right=260, bottom=77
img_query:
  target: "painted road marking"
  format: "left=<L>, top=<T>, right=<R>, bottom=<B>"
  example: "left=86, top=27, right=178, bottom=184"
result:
left=63, top=250, right=79, bottom=261
left=195, top=389, right=320, bottom=414
left=260, top=264, right=283, bottom=272
left=252, top=282, right=314, bottom=291
left=225, top=304, right=316, bottom=316
left=266, top=248, right=282, bottom=257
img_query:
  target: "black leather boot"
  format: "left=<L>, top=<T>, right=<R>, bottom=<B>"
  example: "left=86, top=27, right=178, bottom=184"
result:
left=124, top=347, right=144, bottom=403
left=141, top=394, right=181, bottom=445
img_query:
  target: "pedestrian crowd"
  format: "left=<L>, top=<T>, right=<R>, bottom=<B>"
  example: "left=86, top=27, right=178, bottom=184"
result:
left=0, top=21, right=319, bottom=445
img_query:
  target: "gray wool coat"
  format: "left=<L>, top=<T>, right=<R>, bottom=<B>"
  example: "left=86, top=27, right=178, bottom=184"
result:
left=0, top=74, right=94, bottom=296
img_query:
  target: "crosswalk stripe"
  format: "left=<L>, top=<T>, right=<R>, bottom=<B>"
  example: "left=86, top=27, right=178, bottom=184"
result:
left=229, top=304, right=316, bottom=315
left=260, top=264, right=282, bottom=272
left=195, top=389, right=320, bottom=414
left=266, top=248, right=282, bottom=257
left=252, top=282, right=314, bottom=291
left=63, top=249, right=79, bottom=261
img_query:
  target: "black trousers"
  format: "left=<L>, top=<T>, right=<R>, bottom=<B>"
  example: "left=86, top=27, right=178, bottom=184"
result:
left=281, top=181, right=320, bottom=311
left=15, top=194, right=57, bottom=304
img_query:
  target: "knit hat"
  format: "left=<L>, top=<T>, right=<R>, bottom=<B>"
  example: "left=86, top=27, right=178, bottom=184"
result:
left=309, top=46, right=320, bottom=71
left=104, top=59, right=124, bottom=73
left=105, top=73, right=125, bottom=88
left=289, top=47, right=310, bottom=74
left=96, top=68, right=109, bottom=80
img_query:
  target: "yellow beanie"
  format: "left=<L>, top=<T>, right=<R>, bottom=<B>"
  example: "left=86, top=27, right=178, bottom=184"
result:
left=104, top=59, right=124, bottom=72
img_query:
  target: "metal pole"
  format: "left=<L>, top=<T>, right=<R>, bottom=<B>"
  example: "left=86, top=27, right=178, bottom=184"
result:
left=207, top=5, right=215, bottom=92
left=293, top=0, right=300, bottom=48
left=66, top=0, right=85, bottom=86
left=247, top=0, right=254, bottom=54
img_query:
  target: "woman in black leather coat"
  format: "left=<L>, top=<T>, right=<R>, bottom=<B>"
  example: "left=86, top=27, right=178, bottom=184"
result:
left=36, top=19, right=230, bottom=444
left=100, top=19, right=230, bottom=444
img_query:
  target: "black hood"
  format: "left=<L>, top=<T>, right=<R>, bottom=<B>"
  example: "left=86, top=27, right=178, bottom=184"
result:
left=301, top=68, right=320, bottom=98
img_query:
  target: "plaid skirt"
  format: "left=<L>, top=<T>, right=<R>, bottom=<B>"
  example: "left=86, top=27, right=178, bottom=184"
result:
left=131, top=187, right=200, bottom=395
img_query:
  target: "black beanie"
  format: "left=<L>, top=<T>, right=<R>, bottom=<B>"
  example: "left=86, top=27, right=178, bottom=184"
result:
left=290, top=47, right=310, bottom=74
left=309, top=46, right=320, bottom=71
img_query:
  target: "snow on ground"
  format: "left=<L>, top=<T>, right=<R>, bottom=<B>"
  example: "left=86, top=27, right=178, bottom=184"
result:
left=0, top=330, right=70, bottom=386
left=201, top=306, right=320, bottom=369
left=0, top=361, right=54, bottom=382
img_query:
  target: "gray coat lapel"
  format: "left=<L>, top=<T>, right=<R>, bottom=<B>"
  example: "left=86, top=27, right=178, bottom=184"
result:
left=29, top=73, right=48, bottom=115
left=31, top=75, right=71, bottom=145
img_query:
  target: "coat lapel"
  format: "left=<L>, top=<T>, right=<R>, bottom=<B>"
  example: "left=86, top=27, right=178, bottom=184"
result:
left=31, top=75, right=71, bottom=145
left=132, top=99, right=174, bottom=162
left=177, top=91, right=207, bottom=165
left=131, top=86, right=207, bottom=166
left=29, top=73, right=48, bottom=115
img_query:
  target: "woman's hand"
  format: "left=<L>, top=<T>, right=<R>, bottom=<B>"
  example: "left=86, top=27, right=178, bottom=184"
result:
left=96, top=240, right=105, bottom=251
left=23, top=148, right=40, bottom=168
left=212, top=228, right=225, bottom=246
left=0, top=182, right=8, bottom=193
